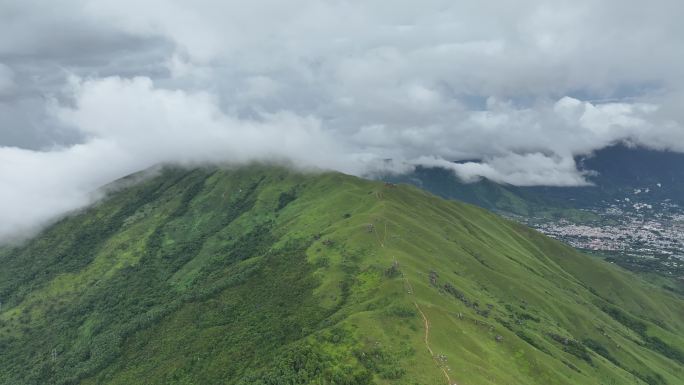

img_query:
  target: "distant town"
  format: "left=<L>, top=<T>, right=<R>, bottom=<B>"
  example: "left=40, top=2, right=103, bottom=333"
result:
left=510, top=188, right=684, bottom=281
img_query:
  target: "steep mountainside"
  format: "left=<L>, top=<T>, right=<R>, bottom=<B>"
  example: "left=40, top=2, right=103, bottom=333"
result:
left=0, top=165, right=682, bottom=385
left=386, top=147, right=684, bottom=286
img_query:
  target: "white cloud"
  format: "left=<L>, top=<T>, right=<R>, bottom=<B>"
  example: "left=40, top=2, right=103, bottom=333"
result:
left=0, top=63, right=15, bottom=94
left=54, top=76, right=359, bottom=170
left=237, top=76, right=281, bottom=101
left=0, top=77, right=678, bottom=241
left=0, top=75, right=378, bottom=241
left=1, top=0, right=684, bottom=241
left=413, top=153, right=590, bottom=186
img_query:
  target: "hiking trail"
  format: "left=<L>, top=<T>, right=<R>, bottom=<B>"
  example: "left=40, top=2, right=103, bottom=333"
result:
left=403, top=273, right=457, bottom=385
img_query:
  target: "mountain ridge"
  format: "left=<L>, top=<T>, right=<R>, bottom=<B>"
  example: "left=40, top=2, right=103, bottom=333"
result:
left=0, top=164, right=682, bottom=385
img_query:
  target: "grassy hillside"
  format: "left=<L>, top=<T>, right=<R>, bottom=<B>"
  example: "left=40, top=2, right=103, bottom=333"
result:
left=0, top=165, right=682, bottom=385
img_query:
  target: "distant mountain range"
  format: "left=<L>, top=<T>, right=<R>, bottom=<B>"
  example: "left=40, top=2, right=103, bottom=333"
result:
left=388, top=145, right=684, bottom=215
left=532, top=145, right=684, bottom=208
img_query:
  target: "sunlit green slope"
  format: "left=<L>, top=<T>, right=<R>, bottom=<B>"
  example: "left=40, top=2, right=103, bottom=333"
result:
left=0, top=165, right=682, bottom=385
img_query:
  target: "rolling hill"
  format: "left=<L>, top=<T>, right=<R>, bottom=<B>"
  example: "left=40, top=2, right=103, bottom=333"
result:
left=0, top=165, right=682, bottom=385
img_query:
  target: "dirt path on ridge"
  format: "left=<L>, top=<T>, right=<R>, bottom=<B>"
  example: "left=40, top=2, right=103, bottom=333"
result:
left=403, top=276, right=456, bottom=385
left=368, top=205, right=457, bottom=385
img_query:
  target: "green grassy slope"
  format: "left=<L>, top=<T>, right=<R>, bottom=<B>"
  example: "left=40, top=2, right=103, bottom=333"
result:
left=0, top=165, right=682, bottom=385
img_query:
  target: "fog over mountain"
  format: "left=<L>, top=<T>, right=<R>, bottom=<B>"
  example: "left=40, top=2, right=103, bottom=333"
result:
left=2, top=0, right=684, bottom=241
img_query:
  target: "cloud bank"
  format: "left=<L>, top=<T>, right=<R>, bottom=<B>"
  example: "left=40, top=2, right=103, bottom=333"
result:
left=1, top=0, right=684, bottom=240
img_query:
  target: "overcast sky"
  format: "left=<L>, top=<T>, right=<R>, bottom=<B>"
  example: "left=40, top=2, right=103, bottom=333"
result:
left=1, top=0, right=684, bottom=241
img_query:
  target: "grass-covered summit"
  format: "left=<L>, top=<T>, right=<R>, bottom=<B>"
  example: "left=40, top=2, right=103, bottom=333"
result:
left=0, top=165, right=682, bottom=385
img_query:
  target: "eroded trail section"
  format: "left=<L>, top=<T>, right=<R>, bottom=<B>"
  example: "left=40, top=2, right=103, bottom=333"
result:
left=414, top=301, right=434, bottom=356
left=404, top=276, right=456, bottom=385
left=373, top=209, right=457, bottom=385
